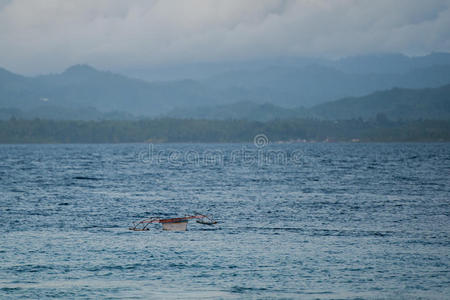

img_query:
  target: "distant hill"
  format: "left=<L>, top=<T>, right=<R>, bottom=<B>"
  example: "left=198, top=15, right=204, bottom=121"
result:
left=331, top=52, right=450, bottom=74
left=311, top=84, right=450, bottom=120
left=204, top=64, right=450, bottom=107
left=0, top=65, right=224, bottom=117
left=0, top=105, right=136, bottom=121
left=1, top=52, right=450, bottom=119
left=167, top=84, right=450, bottom=121
left=118, top=52, right=450, bottom=80
left=167, top=101, right=312, bottom=121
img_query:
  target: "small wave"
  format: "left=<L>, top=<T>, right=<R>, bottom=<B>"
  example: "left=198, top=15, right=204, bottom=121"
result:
left=195, top=227, right=221, bottom=231
left=73, top=176, right=101, bottom=181
left=8, top=264, right=55, bottom=273
left=230, top=286, right=268, bottom=294
left=228, top=226, right=394, bottom=237
left=1, top=287, right=23, bottom=292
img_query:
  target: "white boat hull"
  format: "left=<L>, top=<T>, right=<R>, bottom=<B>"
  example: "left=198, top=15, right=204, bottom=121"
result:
left=162, top=221, right=188, bottom=231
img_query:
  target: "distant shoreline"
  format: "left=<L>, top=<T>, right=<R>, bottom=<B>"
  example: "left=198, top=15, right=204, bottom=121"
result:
left=1, top=141, right=449, bottom=145
left=1, top=118, right=449, bottom=143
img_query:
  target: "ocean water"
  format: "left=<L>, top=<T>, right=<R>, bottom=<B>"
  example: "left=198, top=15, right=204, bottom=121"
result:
left=1, top=143, right=449, bottom=299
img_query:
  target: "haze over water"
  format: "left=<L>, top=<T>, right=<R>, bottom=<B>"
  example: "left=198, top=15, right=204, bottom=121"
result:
left=1, top=143, right=449, bottom=299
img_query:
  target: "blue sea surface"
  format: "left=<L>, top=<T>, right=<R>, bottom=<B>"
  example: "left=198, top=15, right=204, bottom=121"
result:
left=1, top=143, right=449, bottom=299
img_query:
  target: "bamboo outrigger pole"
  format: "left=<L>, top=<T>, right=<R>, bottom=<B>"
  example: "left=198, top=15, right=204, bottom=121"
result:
left=129, top=215, right=217, bottom=231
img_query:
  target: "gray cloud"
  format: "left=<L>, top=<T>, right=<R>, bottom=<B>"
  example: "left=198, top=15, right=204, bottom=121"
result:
left=0, top=0, right=449, bottom=74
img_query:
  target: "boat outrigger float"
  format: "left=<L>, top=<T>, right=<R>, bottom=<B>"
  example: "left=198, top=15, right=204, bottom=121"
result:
left=129, top=215, right=217, bottom=231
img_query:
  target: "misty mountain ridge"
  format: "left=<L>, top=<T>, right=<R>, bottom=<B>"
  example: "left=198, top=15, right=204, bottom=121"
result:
left=311, top=84, right=450, bottom=120
left=331, top=52, right=450, bottom=74
left=4, top=82, right=446, bottom=122
left=203, top=63, right=450, bottom=107
left=166, top=83, right=450, bottom=121
left=0, top=64, right=222, bottom=116
left=118, top=52, right=450, bottom=81
left=0, top=105, right=136, bottom=121
left=167, top=101, right=312, bottom=122
left=1, top=52, right=450, bottom=120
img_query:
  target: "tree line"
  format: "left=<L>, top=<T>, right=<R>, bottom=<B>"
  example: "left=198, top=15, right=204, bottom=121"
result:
left=1, top=118, right=449, bottom=143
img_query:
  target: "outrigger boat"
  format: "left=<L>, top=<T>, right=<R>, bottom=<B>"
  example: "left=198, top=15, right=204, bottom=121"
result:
left=129, top=214, right=217, bottom=231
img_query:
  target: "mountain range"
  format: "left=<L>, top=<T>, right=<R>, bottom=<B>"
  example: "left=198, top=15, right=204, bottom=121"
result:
left=1, top=53, right=450, bottom=120
left=167, top=83, right=450, bottom=121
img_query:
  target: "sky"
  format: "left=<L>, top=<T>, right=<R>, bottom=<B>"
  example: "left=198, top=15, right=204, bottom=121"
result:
left=0, top=0, right=450, bottom=75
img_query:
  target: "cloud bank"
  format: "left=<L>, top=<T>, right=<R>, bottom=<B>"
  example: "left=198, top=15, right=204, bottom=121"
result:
left=0, top=0, right=449, bottom=74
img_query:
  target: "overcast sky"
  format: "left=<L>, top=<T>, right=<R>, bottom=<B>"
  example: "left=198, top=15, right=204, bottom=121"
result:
left=1, top=0, right=450, bottom=74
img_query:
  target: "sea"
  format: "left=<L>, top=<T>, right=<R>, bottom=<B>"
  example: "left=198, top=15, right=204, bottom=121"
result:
left=1, top=142, right=449, bottom=299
